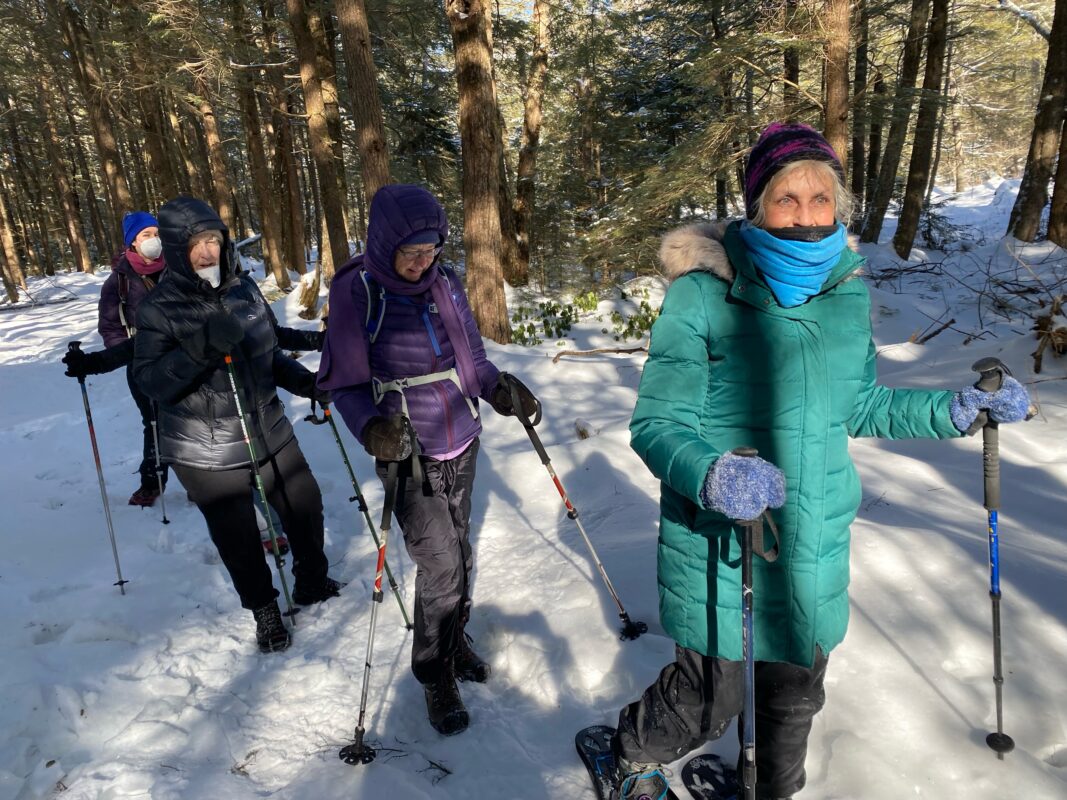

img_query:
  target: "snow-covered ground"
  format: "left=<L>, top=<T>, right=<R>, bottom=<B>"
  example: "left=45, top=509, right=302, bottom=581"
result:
left=1, top=182, right=1065, bottom=799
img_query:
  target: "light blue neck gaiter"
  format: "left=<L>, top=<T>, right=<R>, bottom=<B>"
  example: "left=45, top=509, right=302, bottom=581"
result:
left=737, top=221, right=848, bottom=308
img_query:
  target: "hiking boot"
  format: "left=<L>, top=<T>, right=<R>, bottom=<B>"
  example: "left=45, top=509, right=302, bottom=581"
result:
left=262, top=534, right=290, bottom=556
left=423, top=672, right=469, bottom=736
left=618, top=758, right=671, bottom=800
left=128, top=485, right=160, bottom=507
left=293, top=576, right=346, bottom=606
left=453, top=633, right=491, bottom=683
left=253, top=601, right=291, bottom=653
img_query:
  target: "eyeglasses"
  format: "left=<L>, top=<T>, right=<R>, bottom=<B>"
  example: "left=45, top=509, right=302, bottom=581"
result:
left=396, top=245, right=442, bottom=263
left=189, top=232, right=223, bottom=250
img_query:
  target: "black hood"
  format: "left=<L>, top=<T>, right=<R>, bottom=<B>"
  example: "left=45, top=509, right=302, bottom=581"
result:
left=158, top=196, right=239, bottom=289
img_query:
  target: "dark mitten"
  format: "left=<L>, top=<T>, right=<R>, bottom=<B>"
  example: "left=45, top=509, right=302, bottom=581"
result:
left=700, top=452, right=786, bottom=521
left=362, top=415, right=413, bottom=461
left=184, top=311, right=244, bottom=362
left=62, top=348, right=104, bottom=379
left=489, top=373, right=539, bottom=418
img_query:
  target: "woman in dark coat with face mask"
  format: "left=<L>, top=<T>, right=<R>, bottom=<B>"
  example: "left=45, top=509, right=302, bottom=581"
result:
left=132, top=196, right=339, bottom=653
left=61, top=212, right=169, bottom=507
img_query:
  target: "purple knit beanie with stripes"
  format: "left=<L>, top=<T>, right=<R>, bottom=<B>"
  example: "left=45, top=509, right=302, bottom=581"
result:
left=744, top=123, right=844, bottom=219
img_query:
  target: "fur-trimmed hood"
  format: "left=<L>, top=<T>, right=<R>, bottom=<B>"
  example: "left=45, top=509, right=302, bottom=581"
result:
left=657, top=220, right=862, bottom=284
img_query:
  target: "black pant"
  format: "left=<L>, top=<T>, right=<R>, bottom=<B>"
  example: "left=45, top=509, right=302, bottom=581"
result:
left=126, top=365, right=168, bottom=489
left=173, top=439, right=329, bottom=610
left=616, top=645, right=829, bottom=799
left=378, top=439, right=479, bottom=685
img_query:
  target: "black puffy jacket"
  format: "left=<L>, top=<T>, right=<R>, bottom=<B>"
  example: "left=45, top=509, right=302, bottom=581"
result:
left=132, top=196, right=316, bottom=470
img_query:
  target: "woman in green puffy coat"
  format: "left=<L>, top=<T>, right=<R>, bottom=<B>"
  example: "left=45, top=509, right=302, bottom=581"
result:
left=604, top=123, right=1031, bottom=800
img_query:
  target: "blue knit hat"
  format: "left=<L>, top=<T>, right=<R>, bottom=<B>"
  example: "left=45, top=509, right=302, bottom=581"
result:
left=123, top=211, right=158, bottom=247
left=400, top=230, right=441, bottom=247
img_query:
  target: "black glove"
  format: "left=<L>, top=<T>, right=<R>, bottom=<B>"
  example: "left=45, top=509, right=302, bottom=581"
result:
left=184, top=311, right=244, bottom=363
left=313, top=385, right=332, bottom=405
left=62, top=347, right=105, bottom=379
left=489, top=373, right=539, bottom=419
left=362, top=415, right=413, bottom=461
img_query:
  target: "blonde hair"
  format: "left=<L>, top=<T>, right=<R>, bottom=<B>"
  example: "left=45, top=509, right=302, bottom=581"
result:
left=749, top=160, right=853, bottom=228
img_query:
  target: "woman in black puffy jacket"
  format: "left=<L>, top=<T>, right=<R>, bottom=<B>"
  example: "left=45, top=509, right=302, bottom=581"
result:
left=133, top=196, right=340, bottom=653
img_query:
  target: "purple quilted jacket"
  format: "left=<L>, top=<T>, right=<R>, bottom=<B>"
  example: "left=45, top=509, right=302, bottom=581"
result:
left=318, top=185, right=500, bottom=457
left=98, top=255, right=159, bottom=347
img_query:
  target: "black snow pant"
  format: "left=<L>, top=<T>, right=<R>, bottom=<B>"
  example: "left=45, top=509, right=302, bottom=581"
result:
left=127, top=365, right=168, bottom=489
left=173, top=438, right=329, bottom=610
left=378, top=438, right=479, bottom=686
left=615, top=644, right=829, bottom=799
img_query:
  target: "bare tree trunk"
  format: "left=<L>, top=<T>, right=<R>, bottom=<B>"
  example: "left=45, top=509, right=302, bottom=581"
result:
left=61, top=91, right=108, bottom=262
left=288, top=0, right=351, bottom=316
left=336, top=0, right=392, bottom=206
left=165, top=95, right=197, bottom=195
left=1008, top=0, right=1067, bottom=241
left=0, top=174, right=27, bottom=293
left=823, top=0, right=851, bottom=171
left=36, top=70, right=92, bottom=273
left=1047, top=112, right=1067, bottom=247
left=496, top=108, right=523, bottom=286
left=445, top=0, right=511, bottom=343
left=851, top=0, right=869, bottom=222
left=56, top=0, right=132, bottom=240
left=512, top=0, right=549, bottom=287
left=893, top=0, right=949, bottom=258
left=3, top=92, right=52, bottom=275
left=185, top=104, right=214, bottom=201
left=926, top=17, right=955, bottom=205
left=260, top=0, right=307, bottom=274
left=231, top=0, right=289, bottom=289
left=135, top=82, right=181, bottom=202
left=861, top=0, right=932, bottom=243
left=865, top=71, right=886, bottom=210
left=317, top=6, right=353, bottom=243
left=193, top=79, right=235, bottom=229
left=783, top=0, right=800, bottom=115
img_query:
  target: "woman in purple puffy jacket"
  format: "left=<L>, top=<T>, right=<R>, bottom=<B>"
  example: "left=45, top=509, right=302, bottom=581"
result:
left=318, top=184, right=538, bottom=738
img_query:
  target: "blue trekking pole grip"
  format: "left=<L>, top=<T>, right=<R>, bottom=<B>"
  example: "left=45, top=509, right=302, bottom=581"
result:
left=971, top=357, right=1014, bottom=759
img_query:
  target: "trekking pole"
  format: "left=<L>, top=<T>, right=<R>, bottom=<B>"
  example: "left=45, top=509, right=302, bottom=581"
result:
left=223, top=354, right=298, bottom=622
left=731, top=446, right=764, bottom=800
left=971, top=357, right=1015, bottom=759
left=505, top=374, right=647, bottom=640
left=149, top=402, right=169, bottom=525
left=312, top=403, right=413, bottom=630
left=68, top=341, right=128, bottom=595
left=341, top=418, right=421, bottom=766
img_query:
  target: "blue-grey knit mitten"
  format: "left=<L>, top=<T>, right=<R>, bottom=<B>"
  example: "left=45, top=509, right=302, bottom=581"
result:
left=950, top=376, right=1031, bottom=433
left=700, top=452, right=786, bottom=521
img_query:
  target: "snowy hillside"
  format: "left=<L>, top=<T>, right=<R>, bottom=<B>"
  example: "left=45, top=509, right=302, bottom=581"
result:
left=1, top=182, right=1065, bottom=800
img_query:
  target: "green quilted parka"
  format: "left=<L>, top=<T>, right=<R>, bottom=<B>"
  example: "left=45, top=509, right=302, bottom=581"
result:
left=631, top=221, right=962, bottom=667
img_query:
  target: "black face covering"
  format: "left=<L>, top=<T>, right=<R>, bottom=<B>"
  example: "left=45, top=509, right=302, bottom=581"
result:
left=765, top=225, right=840, bottom=243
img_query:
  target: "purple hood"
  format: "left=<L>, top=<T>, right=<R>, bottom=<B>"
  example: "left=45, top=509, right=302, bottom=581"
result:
left=319, top=185, right=500, bottom=456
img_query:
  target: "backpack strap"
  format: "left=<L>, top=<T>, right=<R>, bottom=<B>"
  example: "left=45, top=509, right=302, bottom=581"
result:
left=360, top=266, right=447, bottom=356
left=117, top=272, right=135, bottom=337
left=360, top=269, right=387, bottom=343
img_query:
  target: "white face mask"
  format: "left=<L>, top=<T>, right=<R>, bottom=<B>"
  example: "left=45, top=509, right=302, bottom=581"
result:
left=138, top=236, right=163, bottom=260
left=195, top=265, right=222, bottom=288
